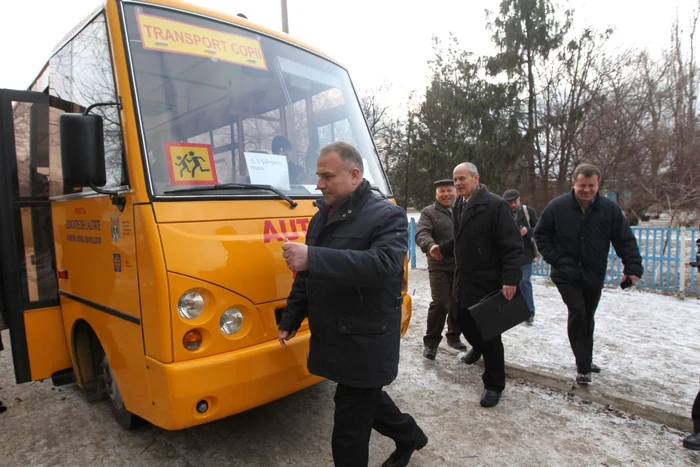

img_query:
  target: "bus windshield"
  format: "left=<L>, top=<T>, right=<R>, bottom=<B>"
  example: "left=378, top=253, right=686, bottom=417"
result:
left=122, top=3, right=389, bottom=198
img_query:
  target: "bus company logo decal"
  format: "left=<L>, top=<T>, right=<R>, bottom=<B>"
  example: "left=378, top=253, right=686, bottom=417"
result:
left=110, top=212, right=121, bottom=244
left=263, top=218, right=310, bottom=243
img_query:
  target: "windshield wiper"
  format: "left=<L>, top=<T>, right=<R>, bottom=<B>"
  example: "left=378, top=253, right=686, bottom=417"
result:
left=164, top=183, right=298, bottom=208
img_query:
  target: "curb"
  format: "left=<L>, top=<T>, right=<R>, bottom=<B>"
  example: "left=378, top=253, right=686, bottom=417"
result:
left=503, top=361, right=694, bottom=433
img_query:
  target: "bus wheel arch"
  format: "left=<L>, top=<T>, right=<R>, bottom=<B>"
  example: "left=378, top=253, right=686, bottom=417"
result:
left=71, top=319, right=138, bottom=429
left=71, top=320, right=106, bottom=403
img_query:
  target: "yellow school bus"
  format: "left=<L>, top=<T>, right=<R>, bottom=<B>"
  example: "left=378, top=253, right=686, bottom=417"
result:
left=0, top=0, right=412, bottom=430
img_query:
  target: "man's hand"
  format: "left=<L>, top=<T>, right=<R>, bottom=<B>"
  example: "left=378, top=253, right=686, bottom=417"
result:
left=520, top=226, right=528, bottom=236
left=282, top=238, right=309, bottom=271
left=429, top=245, right=443, bottom=261
left=278, top=329, right=297, bottom=349
left=501, top=285, right=516, bottom=300
left=621, top=274, right=640, bottom=287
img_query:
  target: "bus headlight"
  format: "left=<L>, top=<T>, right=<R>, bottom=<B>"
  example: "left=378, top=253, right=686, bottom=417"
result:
left=178, top=291, right=204, bottom=319
left=220, top=308, right=243, bottom=335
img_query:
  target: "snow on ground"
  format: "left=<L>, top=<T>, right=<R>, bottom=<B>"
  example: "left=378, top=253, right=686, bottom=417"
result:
left=2, top=325, right=697, bottom=466
left=406, top=253, right=700, bottom=419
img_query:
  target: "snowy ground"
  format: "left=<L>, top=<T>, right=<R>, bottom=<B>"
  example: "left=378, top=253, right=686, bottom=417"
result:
left=407, top=250, right=700, bottom=423
left=1, top=326, right=698, bottom=466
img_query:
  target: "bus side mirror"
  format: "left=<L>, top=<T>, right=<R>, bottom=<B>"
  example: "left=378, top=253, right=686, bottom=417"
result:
left=59, top=113, right=106, bottom=187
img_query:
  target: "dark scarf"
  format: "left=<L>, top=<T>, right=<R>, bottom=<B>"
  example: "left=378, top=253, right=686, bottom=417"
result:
left=459, top=184, right=487, bottom=221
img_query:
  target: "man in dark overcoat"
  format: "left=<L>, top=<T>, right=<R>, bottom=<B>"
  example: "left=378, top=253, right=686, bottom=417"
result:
left=434, top=162, right=524, bottom=408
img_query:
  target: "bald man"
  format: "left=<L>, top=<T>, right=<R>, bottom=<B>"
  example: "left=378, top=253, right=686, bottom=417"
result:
left=434, top=163, right=524, bottom=407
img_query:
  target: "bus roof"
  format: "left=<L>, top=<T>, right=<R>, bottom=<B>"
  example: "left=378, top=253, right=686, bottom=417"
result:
left=34, top=0, right=345, bottom=91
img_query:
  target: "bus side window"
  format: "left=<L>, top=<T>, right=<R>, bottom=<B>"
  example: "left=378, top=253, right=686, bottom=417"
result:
left=48, top=13, right=125, bottom=193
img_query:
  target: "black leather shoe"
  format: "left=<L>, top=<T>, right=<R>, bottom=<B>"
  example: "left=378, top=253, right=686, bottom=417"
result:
left=447, top=339, right=467, bottom=351
left=590, top=363, right=601, bottom=373
left=683, top=432, right=700, bottom=451
left=423, top=347, right=436, bottom=360
left=460, top=349, right=482, bottom=365
left=576, top=373, right=592, bottom=385
left=480, top=389, right=501, bottom=408
left=382, top=431, right=428, bottom=467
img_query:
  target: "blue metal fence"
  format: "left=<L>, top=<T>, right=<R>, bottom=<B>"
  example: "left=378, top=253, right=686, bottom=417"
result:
left=407, top=221, right=700, bottom=295
left=408, top=218, right=417, bottom=269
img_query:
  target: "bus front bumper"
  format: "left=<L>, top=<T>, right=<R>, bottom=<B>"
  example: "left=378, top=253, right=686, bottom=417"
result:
left=144, top=330, right=321, bottom=430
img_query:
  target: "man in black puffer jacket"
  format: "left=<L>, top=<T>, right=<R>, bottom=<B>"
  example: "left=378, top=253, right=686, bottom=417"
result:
left=534, top=164, right=643, bottom=385
left=278, top=142, right=426, bottom=467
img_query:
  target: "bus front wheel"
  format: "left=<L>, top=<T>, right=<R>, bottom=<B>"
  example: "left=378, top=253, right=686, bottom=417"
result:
left=100, top=354, right=137, bottom=429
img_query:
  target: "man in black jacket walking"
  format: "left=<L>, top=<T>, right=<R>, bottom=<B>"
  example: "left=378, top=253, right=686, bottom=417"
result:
left=434, top=162, right=524, bottom=408
left=415, top=179, right=466, bottom=360
left=534, top=164, right=643, bottom=385
left=278, top=142, right=426, bottom=467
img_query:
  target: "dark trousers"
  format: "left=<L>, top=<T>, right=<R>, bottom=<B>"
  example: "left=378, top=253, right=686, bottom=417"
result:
left=457, top=280, right=506, bottom=392
left=693, top=387, right=700, bottom=433
left=555, top=283, right=602, bottom=374
left=332, top=384, right=422, bottom=467
left=424, top=269, right=461, bottom=348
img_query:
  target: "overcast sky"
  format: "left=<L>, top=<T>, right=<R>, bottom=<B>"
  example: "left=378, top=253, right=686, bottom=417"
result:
left=1, top=0, right=698, bottom=116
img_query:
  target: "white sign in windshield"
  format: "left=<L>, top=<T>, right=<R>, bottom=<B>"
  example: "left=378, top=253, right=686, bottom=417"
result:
left=244, top=153, right=291, bottom=190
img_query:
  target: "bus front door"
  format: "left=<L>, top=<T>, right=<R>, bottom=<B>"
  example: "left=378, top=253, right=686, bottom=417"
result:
left=0, top=89, right=72, bottom=384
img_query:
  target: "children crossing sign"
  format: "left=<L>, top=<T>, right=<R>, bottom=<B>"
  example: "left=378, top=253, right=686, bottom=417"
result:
left=165, top=142, right=218, bottom=185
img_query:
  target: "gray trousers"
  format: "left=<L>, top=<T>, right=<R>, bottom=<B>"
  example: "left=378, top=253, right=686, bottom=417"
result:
left=424, top=269, right=461, bottom=348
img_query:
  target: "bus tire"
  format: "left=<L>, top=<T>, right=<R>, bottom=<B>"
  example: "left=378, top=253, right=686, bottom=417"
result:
left=72, top=321, right=106, bottom=403
left=100, top=353, right=138, bottom=429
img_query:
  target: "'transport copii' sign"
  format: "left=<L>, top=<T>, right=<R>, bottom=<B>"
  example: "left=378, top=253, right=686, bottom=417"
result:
left=136, top=12, right=268, bottom=70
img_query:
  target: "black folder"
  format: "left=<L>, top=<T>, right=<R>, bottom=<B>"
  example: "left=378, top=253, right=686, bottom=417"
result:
left=468, top=289, right=530, bottom=341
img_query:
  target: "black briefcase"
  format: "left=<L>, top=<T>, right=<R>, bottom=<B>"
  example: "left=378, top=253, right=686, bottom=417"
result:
left=468, top=289, right=530, bottom=341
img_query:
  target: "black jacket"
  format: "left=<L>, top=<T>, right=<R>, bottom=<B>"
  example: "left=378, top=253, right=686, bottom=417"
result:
left=415, top=202, right=455, bottom=272
left=278, top=180, right=407, bottom=388
left=513, top=205, right=539, bottom=264
left=439, top=187, right=524, bottom=307
left=534, top=190, right=643, bottom=289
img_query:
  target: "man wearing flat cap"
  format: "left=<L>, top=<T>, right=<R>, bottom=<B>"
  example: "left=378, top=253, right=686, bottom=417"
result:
left=415, top=179, right=466, bottom=360
left=503, top=189, right=538, bottom=324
